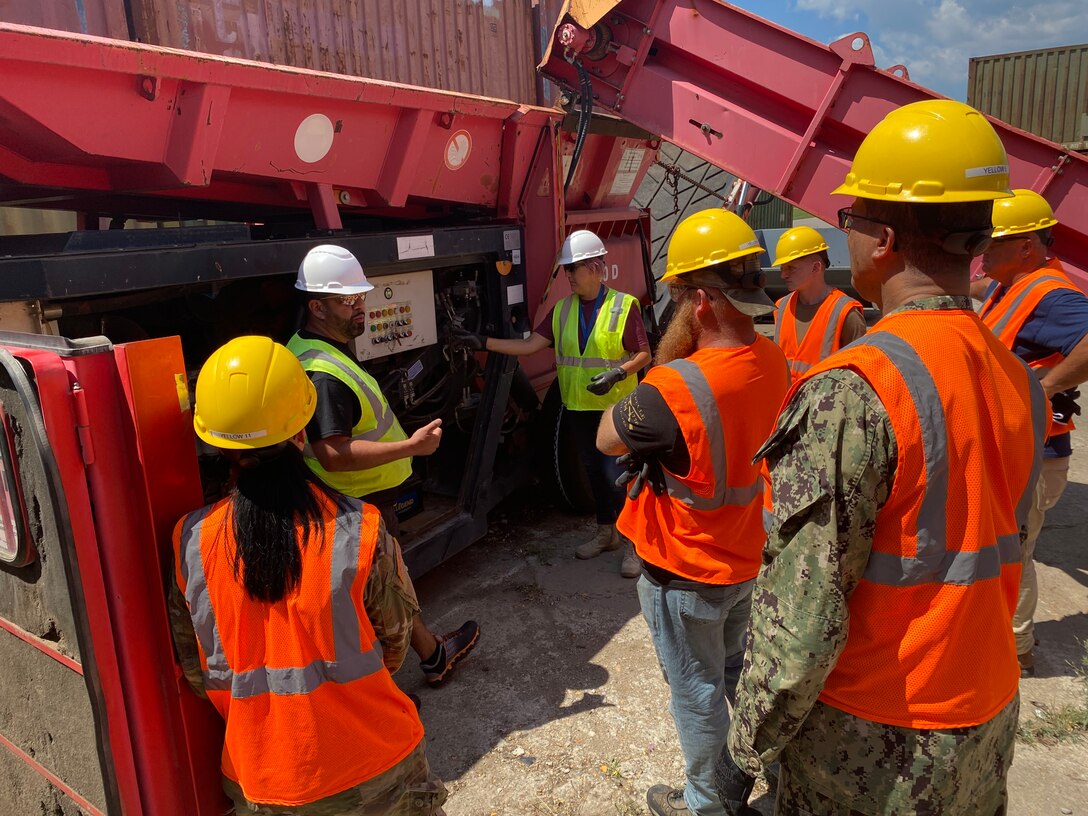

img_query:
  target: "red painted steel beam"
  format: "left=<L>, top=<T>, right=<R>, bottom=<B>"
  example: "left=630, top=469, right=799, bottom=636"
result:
left=0, top=23, right=557, bottom=222
left=540, top=0, right=1088, bottom=288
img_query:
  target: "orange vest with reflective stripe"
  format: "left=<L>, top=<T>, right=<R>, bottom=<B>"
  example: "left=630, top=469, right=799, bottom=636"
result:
left=774, top=289, right=863, bottom=380
left=618, top=339, right=789, bottom=584
left=173, top=492, right=423, bottom=806
left=979, top=258, right=1082, bottom=435
left=785, top=307, right=1046, bottom=729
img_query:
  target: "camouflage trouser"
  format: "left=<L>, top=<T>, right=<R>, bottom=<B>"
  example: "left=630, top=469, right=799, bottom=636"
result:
left=223, top=741, right=448, bottom=815
left=776, top=697, right=1017, bottom=815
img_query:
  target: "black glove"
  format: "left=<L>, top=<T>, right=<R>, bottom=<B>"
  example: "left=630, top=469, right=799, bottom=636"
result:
left=1050, top=388, right=1081, bottom=425
left=452, top=327, right=486, bottom=351
left=615, top=452, right=667, bottom=500
left=586, top=367, right=627, bottom=396
left=714, top=746, right=759, bottom=816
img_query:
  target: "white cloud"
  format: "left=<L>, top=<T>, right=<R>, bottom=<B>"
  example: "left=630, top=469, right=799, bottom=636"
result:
left=800, top=0, right=1088, bottom=99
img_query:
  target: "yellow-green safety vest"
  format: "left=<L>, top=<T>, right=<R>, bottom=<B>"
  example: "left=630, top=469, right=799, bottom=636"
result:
left=286, top=333, right=411, bottom=497
left=553, top=287, right=639, bottom=411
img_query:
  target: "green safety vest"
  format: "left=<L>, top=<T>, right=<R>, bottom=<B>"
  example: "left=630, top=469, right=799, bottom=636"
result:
left=553, top=287, right=638, bottom=411
left=286, top=333, right=411, bottom=497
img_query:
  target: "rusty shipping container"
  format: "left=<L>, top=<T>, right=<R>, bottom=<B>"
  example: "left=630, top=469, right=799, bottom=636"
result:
left=0, top=0, right=129, bottom=38
left=1, top=1, right=558, bottom=104
left=968, top=43, right=1088, bottom=152
left=125, top=0, right=552, bottom=103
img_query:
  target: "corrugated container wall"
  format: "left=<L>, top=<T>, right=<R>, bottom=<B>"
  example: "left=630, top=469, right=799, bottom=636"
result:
left=125, top=0, right=546, bottom=103
left=0, top=0, right=129, bottom=38
left=968, top=44, right=1088, bottom=151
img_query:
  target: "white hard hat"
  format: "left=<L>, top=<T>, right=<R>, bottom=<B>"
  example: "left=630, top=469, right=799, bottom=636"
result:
left=557, top=230, right=607, bottom=266
left=295, top=245, right=374, bottom=294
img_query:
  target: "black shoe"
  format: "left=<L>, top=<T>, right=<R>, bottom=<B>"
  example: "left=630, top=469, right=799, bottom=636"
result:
left=422, top=620, right=480, bottom=686
left=646, top=785, right=691, bottom=815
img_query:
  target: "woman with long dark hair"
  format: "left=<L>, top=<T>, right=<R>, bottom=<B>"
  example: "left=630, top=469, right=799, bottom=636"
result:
left=168, top=336, right=447, bottom=815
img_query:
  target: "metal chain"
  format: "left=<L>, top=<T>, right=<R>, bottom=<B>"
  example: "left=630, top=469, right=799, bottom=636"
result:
left=654, top=159, right=729, bottom=213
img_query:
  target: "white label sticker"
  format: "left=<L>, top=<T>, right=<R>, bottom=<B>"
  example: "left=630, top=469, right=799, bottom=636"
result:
left=503, top=229, right=521, bottom=250
left=407, top=359, right=424, bottom=380
left=511, top=249, right=522, bottom=265
left=396, top=234, right=435, bottom=260
left=608, top=148, right=647, bottom=196
left=965, top=164, right=1009, bottom=178
left=507, top=284, right=525, bottom=306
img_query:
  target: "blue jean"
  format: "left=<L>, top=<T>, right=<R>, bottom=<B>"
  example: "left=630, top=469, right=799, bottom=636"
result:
left=567, top=408, right=626, bottom=524
left=637, top=575, right=754, bottom=816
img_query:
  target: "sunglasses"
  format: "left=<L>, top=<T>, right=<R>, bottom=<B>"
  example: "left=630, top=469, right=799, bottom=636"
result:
left=837, top=208, right=894, bottom=233
left=324, top=293, right=366, bottom=307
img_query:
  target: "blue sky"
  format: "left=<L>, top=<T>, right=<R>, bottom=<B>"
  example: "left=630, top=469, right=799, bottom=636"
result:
left=753, top=1, right=1088, bottom=100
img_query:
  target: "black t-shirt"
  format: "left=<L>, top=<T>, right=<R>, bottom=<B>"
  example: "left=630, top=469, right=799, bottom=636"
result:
left=297, top=330, right=363, bottom=440
left=612, top=382, right=690, bottom=480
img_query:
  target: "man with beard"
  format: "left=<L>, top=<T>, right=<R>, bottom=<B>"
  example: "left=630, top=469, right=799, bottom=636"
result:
left=595, top=209, right=790, bottom=816
left=459, top=229, right=651, bottom=577
left=722, top=100, right=1047, bottom=814
left=287, top=245, right=480, bottom=688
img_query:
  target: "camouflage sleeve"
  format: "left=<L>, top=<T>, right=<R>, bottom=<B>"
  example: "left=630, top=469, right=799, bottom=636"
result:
left=363, top=518, right=421, bottom=675
left=167, top=577, right=207, bottom=699
left=728, top=368, right=896, bottom=774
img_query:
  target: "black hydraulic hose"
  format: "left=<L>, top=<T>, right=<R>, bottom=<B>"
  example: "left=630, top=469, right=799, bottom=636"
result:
left=564, top=60, right=593, bottom=191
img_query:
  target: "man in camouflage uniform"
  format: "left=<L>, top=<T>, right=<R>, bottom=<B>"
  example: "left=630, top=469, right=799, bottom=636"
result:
left=721, top=100, right=1047, bottom=815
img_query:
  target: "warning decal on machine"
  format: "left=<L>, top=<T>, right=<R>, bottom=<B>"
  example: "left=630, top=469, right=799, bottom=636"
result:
left=608, top=148, right=647, bottom=197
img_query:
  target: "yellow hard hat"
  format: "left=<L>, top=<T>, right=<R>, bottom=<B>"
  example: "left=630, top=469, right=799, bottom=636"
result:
left=833, top=100, right=1012, bottom=203
left=990, top=188, right=1058, bottom=238
left=662, top=208, right=764, bottom=281
left=193, top=336, right=316, bottom=450
left=772, top=226, right=830, bottom=267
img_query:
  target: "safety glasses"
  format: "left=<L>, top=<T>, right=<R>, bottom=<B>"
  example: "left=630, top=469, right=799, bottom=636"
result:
left=324, top=293, right=366, bottom=307
left=837, top=207, right=894, bottom=233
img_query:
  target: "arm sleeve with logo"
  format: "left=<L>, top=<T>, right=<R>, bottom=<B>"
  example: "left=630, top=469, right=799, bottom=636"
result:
left=612, top=382, right=690, bottom=475
left=362, top=518, right=421, bottom=675
left=727, top=369, right=896, bottom=774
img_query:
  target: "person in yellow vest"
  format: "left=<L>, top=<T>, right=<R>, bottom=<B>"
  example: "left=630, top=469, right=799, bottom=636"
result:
left=596, top=209, right=789, bottom=816
left=720, top=101, right=1048, bottom=814
left=458, top=230, right=651, bottom=577
left=772, top=225, right=867, bottom=379
left=169, top=336, right=447, bottom=815
left=287, top=245, right=479, bottom=687
left=978, top=189, right=1088, bottom=677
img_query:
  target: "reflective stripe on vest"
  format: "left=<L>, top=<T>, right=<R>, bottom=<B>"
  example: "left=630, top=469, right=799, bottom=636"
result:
left=553, top=288, right=638, bottom=410
left=287, top=334, right=410, bottom=496
left=294, top=349, right=396, bottom=443
left=982, top=274, right=1075, bottom=339
left=850, top=332, right=1047, bottom=587
left=774, top=290, right=861, bottom=378
left=179, top=504, right=384, bottom=698
left=661, top=358, right=761, bottom=510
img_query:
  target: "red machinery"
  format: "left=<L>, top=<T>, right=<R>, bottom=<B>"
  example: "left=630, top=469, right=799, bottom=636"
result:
left=541, top=0, right=1088, bottom=288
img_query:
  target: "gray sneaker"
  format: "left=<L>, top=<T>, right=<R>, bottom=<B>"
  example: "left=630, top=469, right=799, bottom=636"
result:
left=646, top=785, right=691, bottom=815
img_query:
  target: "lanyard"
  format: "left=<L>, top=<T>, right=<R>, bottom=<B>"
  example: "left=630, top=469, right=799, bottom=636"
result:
left=579, top=286, right=607, bottom=346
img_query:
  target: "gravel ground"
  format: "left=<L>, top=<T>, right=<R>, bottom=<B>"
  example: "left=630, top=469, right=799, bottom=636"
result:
left=401, top=435, right=1088, bottom=816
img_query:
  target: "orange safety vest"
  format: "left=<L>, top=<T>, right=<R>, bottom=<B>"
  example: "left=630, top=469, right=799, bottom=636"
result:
left=781, top=307, right=1047, bottom=730
left=173, top=492, right=423, bottom=806
left=618, top=338, right=789, bottom=584
left=979, top=258, right=1082, bottom=436
left=774, top=289, right=863, bottom=379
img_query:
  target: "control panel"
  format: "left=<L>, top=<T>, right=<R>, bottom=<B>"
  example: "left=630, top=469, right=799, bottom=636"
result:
left=355, top=269, right=437, bottom=361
